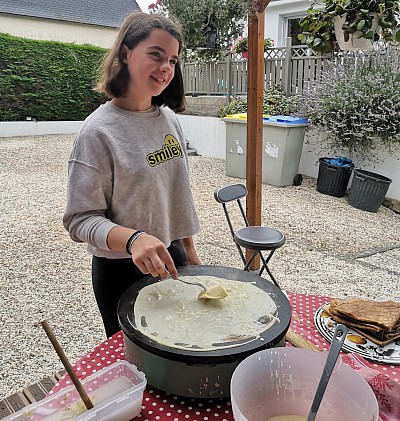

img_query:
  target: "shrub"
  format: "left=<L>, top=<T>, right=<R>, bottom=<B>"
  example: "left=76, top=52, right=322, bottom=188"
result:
left=218, top=85, right=300, bottom=118
left=297, top=46, right=400, bottom=163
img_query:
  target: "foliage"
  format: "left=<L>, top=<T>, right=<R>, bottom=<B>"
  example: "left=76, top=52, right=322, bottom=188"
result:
left=298, top=8, right=336, bottom=54
left=0, top=33, right=106, bottom=121
left=297, top=47, right=400, bottom=163
left=218, top=96, right=247, bottom=117
left=218, top=85, right=300, bottom=118
left=148, top=0, right=248, bottom=60
left=298, top=0, right=400, bottom=54
left=234, top=36, right=274, bottom=53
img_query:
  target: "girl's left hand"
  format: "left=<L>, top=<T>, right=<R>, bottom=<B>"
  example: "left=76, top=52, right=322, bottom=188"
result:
left=182, top=236, right=201, bottom=265
left=187, top=251, right=201, bottom=265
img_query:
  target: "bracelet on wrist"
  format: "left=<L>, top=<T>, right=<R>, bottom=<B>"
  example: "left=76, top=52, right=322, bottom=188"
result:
left=126, top=230, right=146, bottom=255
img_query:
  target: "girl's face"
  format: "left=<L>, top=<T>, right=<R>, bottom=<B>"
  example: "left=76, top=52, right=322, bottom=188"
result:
left=123, top=29, right=179, bottom=101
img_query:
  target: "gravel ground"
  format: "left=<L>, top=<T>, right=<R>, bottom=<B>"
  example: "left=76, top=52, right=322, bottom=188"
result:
left=0, top=134, right=399, bottom=400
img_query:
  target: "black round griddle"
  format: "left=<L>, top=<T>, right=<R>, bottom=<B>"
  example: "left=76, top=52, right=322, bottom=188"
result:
left=118, top=265, right=291, bottom=364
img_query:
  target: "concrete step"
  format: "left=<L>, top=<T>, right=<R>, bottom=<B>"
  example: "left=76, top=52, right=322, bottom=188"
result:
left=185, top=140, right=197, bottom=156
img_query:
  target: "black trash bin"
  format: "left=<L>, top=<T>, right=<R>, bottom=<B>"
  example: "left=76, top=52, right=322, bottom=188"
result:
left=348, top=169, right=392, bottom=213
left=316, top=157, right=354, bottom=197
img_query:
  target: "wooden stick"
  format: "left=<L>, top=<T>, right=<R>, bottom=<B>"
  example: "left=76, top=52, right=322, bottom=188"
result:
left=40, top=320, right=94, bottom=410
left=286, top=328, right=322, bottom=352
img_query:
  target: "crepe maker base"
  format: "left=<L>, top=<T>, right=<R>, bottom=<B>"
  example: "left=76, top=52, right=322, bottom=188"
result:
left=118, top=265, right=291, bottom=398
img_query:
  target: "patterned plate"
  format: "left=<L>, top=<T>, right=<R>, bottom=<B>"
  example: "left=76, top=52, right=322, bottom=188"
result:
left=314, top=303, right=400, bottom=365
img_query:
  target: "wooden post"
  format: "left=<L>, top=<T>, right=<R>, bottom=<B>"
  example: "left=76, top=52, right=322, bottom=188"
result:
left=245, top=8, right=266, bottom=269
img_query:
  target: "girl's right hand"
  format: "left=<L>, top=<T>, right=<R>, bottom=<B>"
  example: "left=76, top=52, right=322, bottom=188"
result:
left=130, top=233, right=178, bottom=279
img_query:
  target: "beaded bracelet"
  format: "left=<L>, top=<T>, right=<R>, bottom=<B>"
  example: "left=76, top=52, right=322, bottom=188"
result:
left=126, top=230, right=146, bottom=255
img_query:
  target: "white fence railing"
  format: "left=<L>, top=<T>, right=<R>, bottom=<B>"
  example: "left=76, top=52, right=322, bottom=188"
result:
left=182, top=39, right=332, bottom=98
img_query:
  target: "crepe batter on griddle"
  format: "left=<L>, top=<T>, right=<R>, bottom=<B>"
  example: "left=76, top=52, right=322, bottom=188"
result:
left=134, top=276, right=278, bottom=351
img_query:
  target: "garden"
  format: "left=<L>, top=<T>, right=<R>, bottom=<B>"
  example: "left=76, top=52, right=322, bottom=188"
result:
left=1, top=5, right=400, bottom=206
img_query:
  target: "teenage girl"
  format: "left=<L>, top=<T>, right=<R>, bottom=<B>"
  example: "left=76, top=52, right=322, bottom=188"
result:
left=63, top=12, right=201, bottom=337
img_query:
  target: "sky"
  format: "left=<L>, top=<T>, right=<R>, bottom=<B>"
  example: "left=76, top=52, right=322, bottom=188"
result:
left=135, top=0, right=153, bottom=12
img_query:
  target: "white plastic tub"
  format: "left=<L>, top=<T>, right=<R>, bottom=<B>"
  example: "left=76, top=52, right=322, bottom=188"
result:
left=230, top=347, right=379, bottom=421
left=4, top=361, right=147, bottom=421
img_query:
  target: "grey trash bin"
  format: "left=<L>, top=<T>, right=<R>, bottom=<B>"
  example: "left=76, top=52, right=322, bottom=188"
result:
left=262, top=116, right=308, bottom=187
left=224, top=115, right=248, bottom=179
left=224, top=115, right=308, bottom=186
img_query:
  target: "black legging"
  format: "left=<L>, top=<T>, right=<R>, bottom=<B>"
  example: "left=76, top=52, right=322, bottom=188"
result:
left=92, top=240, right=188, bottom=337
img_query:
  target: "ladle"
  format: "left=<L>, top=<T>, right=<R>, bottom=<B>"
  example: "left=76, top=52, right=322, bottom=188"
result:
left=307, top=323, right=348, bottom=421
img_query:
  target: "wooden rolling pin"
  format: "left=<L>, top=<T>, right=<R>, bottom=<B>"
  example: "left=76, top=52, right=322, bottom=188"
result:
left=286, top=328, right=322, bottom=352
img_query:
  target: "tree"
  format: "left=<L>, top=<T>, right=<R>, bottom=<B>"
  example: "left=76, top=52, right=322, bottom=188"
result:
left=148, top=0, right=249, bottom=60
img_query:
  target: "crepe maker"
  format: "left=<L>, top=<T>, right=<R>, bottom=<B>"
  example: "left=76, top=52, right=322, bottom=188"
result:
left=118, top=265, right=291, bottom=398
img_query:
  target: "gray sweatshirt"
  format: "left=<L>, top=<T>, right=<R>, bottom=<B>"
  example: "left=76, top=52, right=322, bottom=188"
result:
left=63, top=101, right=201, bottom=259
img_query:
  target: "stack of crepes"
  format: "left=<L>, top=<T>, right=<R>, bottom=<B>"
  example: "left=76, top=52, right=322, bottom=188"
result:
left=324, top=298, right=400, bottom=346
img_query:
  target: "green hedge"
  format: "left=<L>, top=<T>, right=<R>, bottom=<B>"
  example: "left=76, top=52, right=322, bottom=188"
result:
left=0, top=33, right=108, bottom=121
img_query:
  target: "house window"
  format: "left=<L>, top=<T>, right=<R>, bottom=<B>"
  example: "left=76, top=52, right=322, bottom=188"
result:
left=287, top=17, right=302, bottom=45
left=281, top=14, right=306, bottom=46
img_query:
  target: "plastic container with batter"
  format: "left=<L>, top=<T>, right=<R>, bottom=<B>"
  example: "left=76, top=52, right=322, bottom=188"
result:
left=230, top=347, right=379, bottom=421
left=3, top=361, right=146, bottom=421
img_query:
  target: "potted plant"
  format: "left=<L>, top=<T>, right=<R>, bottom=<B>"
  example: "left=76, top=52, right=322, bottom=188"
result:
left=298, top=0, right=400, bottom=54
left=297, top=47, right=399, bottom=209
left=234, top=36, right=274, bottom=58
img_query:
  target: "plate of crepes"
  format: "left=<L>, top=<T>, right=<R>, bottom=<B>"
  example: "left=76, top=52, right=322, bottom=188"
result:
left=315, top=298, right=400, bottom=364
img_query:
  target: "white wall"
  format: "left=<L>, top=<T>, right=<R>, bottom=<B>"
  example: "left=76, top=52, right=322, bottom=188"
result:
left=177, top=116, right=400, bottom=201
left=0, top=121, right=84, bottom=137
left=298, top=132, right=400, bottom=201
left=1, top=116, right=399, bottom=201
left=177, top=115, right=226, bottom=160
left=0, top=15, right=117, bottom=48
left=265, top=0, right=311, bottom=46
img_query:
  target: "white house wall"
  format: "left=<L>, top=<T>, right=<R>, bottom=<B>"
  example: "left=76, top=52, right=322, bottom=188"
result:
left=0, top=15, right=117, bottom=48
left=265, top=0, right=311, bottom=46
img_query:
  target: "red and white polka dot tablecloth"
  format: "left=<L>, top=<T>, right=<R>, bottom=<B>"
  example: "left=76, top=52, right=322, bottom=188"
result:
left=49, top=292, right=400, bottom=421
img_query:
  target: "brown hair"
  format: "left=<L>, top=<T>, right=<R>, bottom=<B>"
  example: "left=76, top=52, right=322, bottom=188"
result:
left=95, top=12, right=186, bottom=112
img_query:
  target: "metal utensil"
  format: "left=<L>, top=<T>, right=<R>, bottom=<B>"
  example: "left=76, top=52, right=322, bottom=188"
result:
left=307, top=324, right=348, bottom=421
left=176, top=278, right=207, bottom=291
left=176, top=277, right=228, bottom=299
